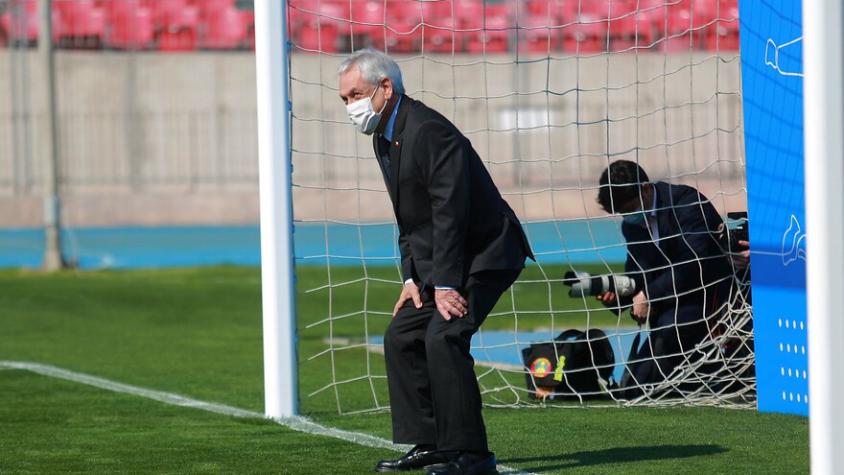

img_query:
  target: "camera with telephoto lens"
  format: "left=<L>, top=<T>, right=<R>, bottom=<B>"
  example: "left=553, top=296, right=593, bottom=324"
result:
left=563, top=271, right=638, bottom=298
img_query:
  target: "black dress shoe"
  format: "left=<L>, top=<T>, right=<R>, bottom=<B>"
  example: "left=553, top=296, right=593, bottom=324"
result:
left=375, top=444, right=452, bottom=472
left=425, top=452, right=497, bottom=475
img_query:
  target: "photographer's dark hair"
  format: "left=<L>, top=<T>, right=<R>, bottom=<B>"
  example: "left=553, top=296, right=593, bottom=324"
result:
left=597, top=160, right=650, bottom=213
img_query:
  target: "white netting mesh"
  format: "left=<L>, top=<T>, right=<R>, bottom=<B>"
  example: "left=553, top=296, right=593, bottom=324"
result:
left=288, top=0, right=753, bottom=412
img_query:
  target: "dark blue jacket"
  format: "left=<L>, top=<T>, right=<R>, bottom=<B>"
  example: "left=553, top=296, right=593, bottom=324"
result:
left=620, top=181, right=732, bottom=323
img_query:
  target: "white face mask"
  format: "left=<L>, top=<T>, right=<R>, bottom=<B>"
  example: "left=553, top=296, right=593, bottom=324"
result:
left=346, top=85, right=387, bottom=135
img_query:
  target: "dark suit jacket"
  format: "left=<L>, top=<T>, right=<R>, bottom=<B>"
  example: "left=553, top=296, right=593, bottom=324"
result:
left=620, top=181, right=732, bottom=324
left=373, top=95, right=534, bottom=289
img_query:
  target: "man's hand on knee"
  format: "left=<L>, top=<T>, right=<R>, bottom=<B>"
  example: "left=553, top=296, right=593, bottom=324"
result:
left=435, top=288, right=468, bottom=320
left=393, top=281, right=423, bottom=317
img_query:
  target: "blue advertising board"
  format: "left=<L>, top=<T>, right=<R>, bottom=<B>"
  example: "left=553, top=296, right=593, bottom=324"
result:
left=739, top=1, right=808, bottom=415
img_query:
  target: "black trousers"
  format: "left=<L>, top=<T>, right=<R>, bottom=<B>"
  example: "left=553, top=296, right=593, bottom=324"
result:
left=623, top=304, right=711, bottom=391
left=383, top=268, right=521, bottom=453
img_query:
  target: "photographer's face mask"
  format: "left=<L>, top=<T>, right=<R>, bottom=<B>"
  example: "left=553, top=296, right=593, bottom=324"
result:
left=623, top=210, right=648, bottom=227
left=619, top=184, right=652, bottom=227
left=346, top=85, right=386, bottom=135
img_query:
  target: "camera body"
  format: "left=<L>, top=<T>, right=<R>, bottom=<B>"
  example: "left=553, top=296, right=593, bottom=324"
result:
left=724, top=211, right=749, bottom=251
left=563, top=271, right=638, bottom=298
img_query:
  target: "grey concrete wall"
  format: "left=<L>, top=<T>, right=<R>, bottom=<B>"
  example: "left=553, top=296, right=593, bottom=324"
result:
left=0, top=50, right=261, bottom=226
left=292, top=52, right=746, bottom=223
left=0, top=50, right=746, bottom=227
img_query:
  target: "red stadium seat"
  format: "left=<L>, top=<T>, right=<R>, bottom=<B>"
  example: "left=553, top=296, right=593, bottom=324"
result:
left=558, top=0, right=581, bottom=24
left=561, top=13, right=607, bottom=54
left=637, top=0, right=676, bottom=28
left=149, top=0, right=186, bottom=27
left=349, top=0, right=386, bottom=50
left=523, top=0, right=553, bottom=18
left=384, top=0, right=484, bottom=53
left=157, top=4, right=198, bottom=51
left=385, top=0, right=416, bottom=23
left=560, top=1, right=646, bottom=54
left=200, top=5, right=247, bottom=49
left=392, top=0, right=485, bottom=27
left=424, top=31, right=458, bottom=52
left=719, top=0, right=739, bottom=14
left=574, top=0, right=613, bottom=19
left=706, top=20, right=739, bottom=51
left=54, top=1, right=105, bottom=48
left=106, top=2, right=154, bottom=50
left=560, top=0, right=633, bottom=23
left=197, top=0, right=236, bottom=17
left=298, top=22, right=341, bottom=52
left=517, top=15, right=559, bottom=54
left=481, top=1, right=510, bottom=17
left=691, top=0, right=718, bottom=24
left=687, top=0, right=718, bottom=48
left=449, top=0, right=492, bottom=52
left=660, top=7, right=693, bottom=52
left=706, top=3, right=740, bottom=51
left=419, top=0, right=453, bottom=22
left=643, top=0, right=725, bottom=51
left=295, top=1, right=348, bottom=53
left=0, top=0, right=39, bottom=45
left=242, top=9, right=255, bottom=50
left=608, top=11, right=655, bottom=52
left=195, top=0, right=237, bottom=48
left=101, top=0, right=135, bottom=17
left=418, top=0, right=459, bottom=53
left=464, top=14, right=509, bottom=54
left=452, top=0, right=485, bottom=25
left=8, top=0, right=36, bottom=16
left=385, top=17, right=422, bottom=53
left=286, top=1, right=304, bottom=43
left=636, top=1, right=695, bottom=51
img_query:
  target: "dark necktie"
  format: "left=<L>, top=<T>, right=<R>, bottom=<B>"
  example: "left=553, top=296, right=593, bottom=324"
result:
left=379, top=135, right=392, bottom=176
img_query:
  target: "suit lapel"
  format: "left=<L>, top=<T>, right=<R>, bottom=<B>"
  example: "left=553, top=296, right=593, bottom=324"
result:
left=388, top=138, right=402, bottom=200
left=387, top=95, right=411, bottom=213
left=372, top=134, right=391, bottom=192
left=654, top=182, right=672, bottom=251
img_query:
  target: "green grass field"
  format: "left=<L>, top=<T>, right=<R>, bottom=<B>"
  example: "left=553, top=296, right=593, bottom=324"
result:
left=0, top=266, right=809, bottom=474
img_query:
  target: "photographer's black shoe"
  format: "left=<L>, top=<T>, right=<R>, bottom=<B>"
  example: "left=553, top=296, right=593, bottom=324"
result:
left=375, top=444, right=452, bottom=472
left=425, top=451, right=497, bottom=475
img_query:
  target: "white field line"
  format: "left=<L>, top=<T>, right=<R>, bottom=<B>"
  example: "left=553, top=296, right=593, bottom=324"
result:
left=0, top=360, right=537, bottom=475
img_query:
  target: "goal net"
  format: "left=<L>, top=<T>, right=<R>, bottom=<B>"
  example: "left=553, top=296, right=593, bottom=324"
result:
left=288, top=0, right=753, bottom=413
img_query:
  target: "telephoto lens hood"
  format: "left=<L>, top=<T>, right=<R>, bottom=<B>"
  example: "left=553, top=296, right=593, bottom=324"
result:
left=563, top=271, right=637, bottom=298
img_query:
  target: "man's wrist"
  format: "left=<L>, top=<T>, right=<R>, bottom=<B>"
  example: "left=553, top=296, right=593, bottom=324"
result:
left=434, top=285, right=454, bottom=290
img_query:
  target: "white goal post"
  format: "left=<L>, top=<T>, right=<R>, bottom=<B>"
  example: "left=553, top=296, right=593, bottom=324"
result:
left=255, top=0, right=298, bottom=418
left=803, top=0, right=844, bottom=472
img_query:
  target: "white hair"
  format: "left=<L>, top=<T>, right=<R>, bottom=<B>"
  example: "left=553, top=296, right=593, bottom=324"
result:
left=338, top=49, right=405, bottom=94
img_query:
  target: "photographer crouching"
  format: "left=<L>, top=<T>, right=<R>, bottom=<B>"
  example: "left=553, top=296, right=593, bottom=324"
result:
left=587, top=160, right=734, bottom=397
